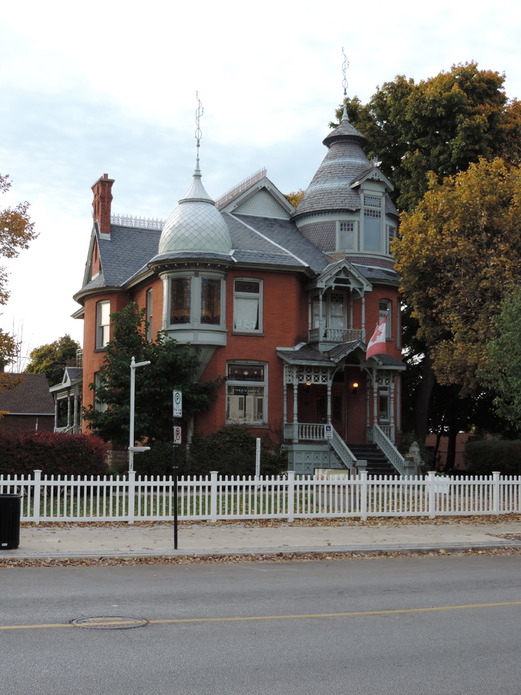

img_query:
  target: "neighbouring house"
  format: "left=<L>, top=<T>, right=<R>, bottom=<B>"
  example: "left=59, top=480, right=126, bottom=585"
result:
left=0, top=373, right=54, bottom=434
left=72, top=103, right=406, bottom=475
left=49, top=353, right=83, bottom=434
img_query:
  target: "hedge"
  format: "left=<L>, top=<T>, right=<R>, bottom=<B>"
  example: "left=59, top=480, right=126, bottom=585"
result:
left=464, top=439, right=521, bottom=476
left=0, top=431, right=107, bottom=476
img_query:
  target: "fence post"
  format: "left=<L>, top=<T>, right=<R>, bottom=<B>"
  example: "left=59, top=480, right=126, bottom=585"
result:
left=360, top=471, right=368, bottom=521
left=287, top=471, right=295, bottom=522
left=210, top=471, right=218, bottom=522
left=33, top=470, right=42, bottom=525
left=492, top=471, right=500, bottom=514
left=128, top=470, right=135, bottom=525
left=428, top=471, right=436, bottom=519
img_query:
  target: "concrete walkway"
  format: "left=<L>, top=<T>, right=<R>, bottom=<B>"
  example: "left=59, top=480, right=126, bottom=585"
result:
left=2, top=518, right=521, bottom=561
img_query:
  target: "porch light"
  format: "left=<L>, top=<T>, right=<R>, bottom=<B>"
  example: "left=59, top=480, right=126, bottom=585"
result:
left=352, top=382, right=359, bottom=394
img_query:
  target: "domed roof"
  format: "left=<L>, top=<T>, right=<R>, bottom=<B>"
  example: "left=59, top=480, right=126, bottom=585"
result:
left=158, top=166, right=232, bottom=256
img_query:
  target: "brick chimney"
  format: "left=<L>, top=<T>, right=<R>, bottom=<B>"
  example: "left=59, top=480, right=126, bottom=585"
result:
left=91, top=173, right=114, bottom=237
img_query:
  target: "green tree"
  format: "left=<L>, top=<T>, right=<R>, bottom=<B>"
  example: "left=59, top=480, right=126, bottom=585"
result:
left=83, top=303, right=222, bottom=447
left=339, top=62, right=519, bottom=212
left=26, top=334, right=81, bottom=386
left=479, top=291, right=521, bottom=432
left=394, top=157, right=521, bottom=397
left=0, top=173, right=36, bottom=388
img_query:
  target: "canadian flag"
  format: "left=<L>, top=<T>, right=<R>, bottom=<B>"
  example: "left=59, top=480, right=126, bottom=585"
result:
left=366, top=316, right=388, bottom=359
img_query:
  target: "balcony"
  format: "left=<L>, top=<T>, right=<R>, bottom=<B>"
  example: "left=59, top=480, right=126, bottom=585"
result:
left=308, top=327, right=363, bottom=345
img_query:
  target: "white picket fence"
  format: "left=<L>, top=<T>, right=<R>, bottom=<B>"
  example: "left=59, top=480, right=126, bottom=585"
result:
left=1, top=470, right=520, bottom=524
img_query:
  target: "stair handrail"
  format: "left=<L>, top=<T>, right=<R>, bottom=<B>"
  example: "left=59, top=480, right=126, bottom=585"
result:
left=373, top=424, right=405, bottom=476
left=330, top=430, right=358, bottom=472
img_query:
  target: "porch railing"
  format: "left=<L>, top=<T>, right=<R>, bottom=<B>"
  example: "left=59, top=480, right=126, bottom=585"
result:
left=284, top=422, right=325, bottom=441
left=330, top=430, right=357, bottom=471
left=373, top=424, right=405, bottom=476
left=308, top=327, right=363, bottom=344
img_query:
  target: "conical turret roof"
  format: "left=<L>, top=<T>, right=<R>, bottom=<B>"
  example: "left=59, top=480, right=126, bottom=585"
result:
left=294, top=111, right=372, bottom=218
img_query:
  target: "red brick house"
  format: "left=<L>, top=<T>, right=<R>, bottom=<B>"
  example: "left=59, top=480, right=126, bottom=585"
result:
left=73, top=106, right=406, bottom=475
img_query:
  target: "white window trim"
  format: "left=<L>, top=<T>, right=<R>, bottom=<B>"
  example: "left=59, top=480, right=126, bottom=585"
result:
left=226, top=361, right=268, bottom=425
left=96, top=300, right=110, bottom=349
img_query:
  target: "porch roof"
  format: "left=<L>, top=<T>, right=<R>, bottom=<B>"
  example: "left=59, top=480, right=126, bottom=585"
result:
left=276, top=341, right=361, bottom=366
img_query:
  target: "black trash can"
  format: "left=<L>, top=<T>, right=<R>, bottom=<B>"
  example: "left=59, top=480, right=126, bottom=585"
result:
left=0, top=494, right=21, bottom=550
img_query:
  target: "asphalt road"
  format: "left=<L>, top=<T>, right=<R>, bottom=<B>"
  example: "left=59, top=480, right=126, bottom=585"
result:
left=2, top=555, right=521, bottom=694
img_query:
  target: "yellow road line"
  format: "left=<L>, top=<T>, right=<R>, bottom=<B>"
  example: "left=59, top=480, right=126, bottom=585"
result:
left=1, top=601, right=520, bottom=631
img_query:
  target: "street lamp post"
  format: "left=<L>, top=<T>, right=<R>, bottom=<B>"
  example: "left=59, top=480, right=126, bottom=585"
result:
left=128, top=356, right=151, bottom=472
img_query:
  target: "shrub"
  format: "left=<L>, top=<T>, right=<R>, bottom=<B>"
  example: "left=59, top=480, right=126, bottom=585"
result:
left=464, top=439, right=521, bottom=476
left=0, top=431, right=107, bottom=476
left=187, top=425, right=287, bottom=477
left=133, top=441, right=187, bottom=477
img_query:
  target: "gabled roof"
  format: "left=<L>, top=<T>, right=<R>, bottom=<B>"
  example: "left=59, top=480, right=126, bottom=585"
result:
left=216, top=172, right=295, bottom=219
left=0, top=374, right=54, bottom=415
left=49, top=366, right=83, bottom=393
left=309, top=258, right=373, bottom=293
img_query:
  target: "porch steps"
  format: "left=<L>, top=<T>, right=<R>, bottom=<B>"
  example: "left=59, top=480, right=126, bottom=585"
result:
left=347, top=444, right=398, bottom=477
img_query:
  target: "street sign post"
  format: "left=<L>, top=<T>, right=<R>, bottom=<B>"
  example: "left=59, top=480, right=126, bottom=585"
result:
left=172, top=390, right=183, bottom=550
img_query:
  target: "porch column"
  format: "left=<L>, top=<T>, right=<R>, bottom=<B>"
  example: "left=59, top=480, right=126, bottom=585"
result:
left=54, top=397, right=59, bottom=431
left=73, top=388, right=79, bottom=433
left=389, top=376, right=396, bottom=443
left=372, top=370, right=378, bottom=432
left=361, top=294, right=366, bottom=341
left=365, top=381, right=371, bottom=442
left=292, top=370, right=299, bottom=443
left=66, top=388, right=72, bottom=428
left=326, top=374, right=332, bottom=425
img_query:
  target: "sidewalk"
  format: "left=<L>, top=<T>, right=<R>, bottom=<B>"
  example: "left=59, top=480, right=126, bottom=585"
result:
left=2, top=518, right=521, bottom=561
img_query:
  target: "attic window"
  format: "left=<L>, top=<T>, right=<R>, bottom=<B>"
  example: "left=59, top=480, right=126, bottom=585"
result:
left=364, top=195, right=381, bottom=208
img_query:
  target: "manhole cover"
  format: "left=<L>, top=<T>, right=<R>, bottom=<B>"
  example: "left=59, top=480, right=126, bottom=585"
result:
left=71, top=616, right=149, bottom=630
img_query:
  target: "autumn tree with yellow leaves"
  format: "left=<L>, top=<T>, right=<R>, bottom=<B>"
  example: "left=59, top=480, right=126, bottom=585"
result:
left=394, top=158, right=521, bottom=396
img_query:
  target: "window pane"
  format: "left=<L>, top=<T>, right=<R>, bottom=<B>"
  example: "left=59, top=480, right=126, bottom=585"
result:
left=234, top=297, right=259, bottom=331
left=364, top=209, right=381, bottom=251
left=234, top=279, right=261, bottom=332
left=201, top=278, right=221, bottom=325
left=96, top=301, right=110, bottom=348
left=339, top=222, right=354, bottom=250
left=226, top=387, right=264, bottom=422
left=170, top=278, right=191, bottom=324
left=228, top=364, right=264, bottom=381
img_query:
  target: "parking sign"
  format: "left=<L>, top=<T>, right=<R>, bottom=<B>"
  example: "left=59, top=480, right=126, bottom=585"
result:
left=173, top=425, right=182, bottom=445
left=173, top=390, right=182, bottom=418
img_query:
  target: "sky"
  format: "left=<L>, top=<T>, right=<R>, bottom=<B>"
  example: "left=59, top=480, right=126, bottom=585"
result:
left=2, top=0, right=521, bottom=369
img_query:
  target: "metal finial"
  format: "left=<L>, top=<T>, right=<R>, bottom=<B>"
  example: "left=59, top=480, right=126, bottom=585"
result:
left=341, top=47, right=349, bottom=121
left=342, top=47, right=349, bottom=98
left=195, top=91, right=204, bottom=171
